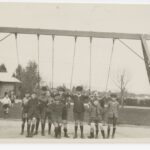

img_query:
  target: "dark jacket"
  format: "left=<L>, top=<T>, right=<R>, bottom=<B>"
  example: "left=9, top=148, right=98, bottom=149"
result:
left=51, top=102, right=64, bottom=117
left=39, top=95, right=49, bottom=106
left=72, top=95, right=85, bottom=113
left=88, top=102, right=102, bottom=119
left=27, top=98, right=40, bottom=118
left=22, top=97, right=30, bottom=113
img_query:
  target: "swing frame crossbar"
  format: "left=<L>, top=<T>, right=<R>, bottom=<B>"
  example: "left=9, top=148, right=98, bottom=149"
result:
left=0, top=27, right=150, bottom=40
left=1, top=26, right=150, bottom=87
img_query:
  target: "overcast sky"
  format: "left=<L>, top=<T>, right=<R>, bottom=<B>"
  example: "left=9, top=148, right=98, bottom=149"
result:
left=0, top=3, right=150, bottom=94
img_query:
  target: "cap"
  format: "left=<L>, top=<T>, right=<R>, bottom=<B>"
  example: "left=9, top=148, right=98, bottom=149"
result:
left=76, top=86, right=83, bottom=92
left=57, top=86, right=65, bottom=92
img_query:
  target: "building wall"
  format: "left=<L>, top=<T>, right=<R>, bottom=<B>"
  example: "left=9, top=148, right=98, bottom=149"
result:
left=0, top=82, right=15, bottom=98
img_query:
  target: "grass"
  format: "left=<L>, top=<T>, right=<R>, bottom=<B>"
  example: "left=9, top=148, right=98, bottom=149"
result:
left=1, top=103, right=150, bottom=126
left=118, top=107, right=150, bottom=126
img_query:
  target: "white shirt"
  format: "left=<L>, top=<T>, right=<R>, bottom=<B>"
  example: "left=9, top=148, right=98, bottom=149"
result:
left=1, top=97, right=11, bottom=105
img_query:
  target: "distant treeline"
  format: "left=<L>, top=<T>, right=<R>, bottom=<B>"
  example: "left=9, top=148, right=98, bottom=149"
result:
left=124, top=98, right=150, bottom=107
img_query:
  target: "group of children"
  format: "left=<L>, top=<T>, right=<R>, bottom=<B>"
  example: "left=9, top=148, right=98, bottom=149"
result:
left=20, top=86, right=120, bottom=139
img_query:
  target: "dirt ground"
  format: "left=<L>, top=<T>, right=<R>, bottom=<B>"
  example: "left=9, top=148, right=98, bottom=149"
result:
left=1, top=119, right=150, bottom=142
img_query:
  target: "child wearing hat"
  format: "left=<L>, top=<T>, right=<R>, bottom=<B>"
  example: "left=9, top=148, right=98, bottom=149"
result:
left=107, top=93, right=120, bottom=139
left=72, top=86, right=86, bottom=139
left=88, top=94, right=105, bottom=139
left=37, top=86, right=49, bottom=136
left=26, top=92, right=40, bottom=137
left=20, top=92, right=31, bottom=135
left=58, top=87, right=70, bottom=138
left=51, top=92, right=64, bottom=138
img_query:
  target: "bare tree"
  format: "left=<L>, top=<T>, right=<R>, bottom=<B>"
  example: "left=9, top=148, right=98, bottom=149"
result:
left=112, top=69, right=130, bottom=107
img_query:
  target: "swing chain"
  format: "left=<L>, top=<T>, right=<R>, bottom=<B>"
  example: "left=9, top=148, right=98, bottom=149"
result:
left=51, top=34, right=55, bottom=89
left=105, top=38, right=115, bottom=93
left=14, top=33, right=20, bottom=66
left=37, top=34, right=40, bottom=90
left=37, top=34, right=40, bottom=40
left=52, top=34, right=55, bottom=41
left=70, top=36, right=78, bottom=90
left=15, top=33, right=17, bottom=39
left=90, top=36, right=92, bottom=43
left=89, top=36, right=93, bottom=92
left=74, top=36, right=77, bottom=42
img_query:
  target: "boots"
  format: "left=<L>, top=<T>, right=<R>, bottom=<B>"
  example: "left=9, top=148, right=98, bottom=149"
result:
left=34, top=119, right=40, bottom=135
left=95, top=130, right=99, bottom=139
left=54, top=127, right=58, bottom=138
left=30, top=124, right=35, bottom=137
left=80, top=125, right=84, bottom=139
left=112, top=127, right=116, bottom=139
left=88, top=127, right=94, bottom=139
left=21, top=123, right=25, bottom=135
left=101, top=130, right=105, bottom=139
left=41, top=123, right=45, bottom=136
left=95, top=125, right=99, bottom=139
left=64, top=128, right=69, bottom=138
left=26, top=124, right=31, bottom=137
left=74, top=125, right=78, bottom=138
left=107, top=127, right=110, bottom=139
left=88, top=131, right=94, bottom=139
left=57, top=125, right=61, bottom=138
left=48, top=123, right=51, bottom=135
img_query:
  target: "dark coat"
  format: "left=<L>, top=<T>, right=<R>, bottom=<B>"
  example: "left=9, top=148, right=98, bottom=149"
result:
left=51, top=102, right=64, bottom=117
left=27, top=98, right=40, bottom=119
left=72, top=95, right=85, bottom=113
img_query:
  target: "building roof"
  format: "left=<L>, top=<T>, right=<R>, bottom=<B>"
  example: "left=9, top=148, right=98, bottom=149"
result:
left=0, top=72, right=20, bottom=83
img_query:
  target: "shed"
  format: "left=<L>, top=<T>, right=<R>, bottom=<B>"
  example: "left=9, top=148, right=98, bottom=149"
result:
left=0, top=72, right=20, bottom=98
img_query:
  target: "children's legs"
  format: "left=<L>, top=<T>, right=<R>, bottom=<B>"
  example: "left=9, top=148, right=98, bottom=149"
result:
left=41, top=111, right=46, bottom=136
left=79, top=113, right=84, bottom=138
left=41, top=119, right=46, bottom=136
left=30, top=117, right=36, bottom=137
left=21, top=117, right=26, bottom=135
left=112, top=117, right=117, bottom=138
left=58, top=122, right=62, bottom=138
left=48, top=117, right=52, bottom=135
left=95, top=122, right=99, bottom=139
left=6, top=107, right=9, bottom=114
left=99, top=123, right=105, bottom=139
left=35, top=118, right=40, bottom=135
left=54, top=122, right=58, bottom=138
left=89, top=122, right=95, bottom=138
left=74, top=120, right=79, bottom=138
left=107, top=118, right=111, bottom=138
left=3, top=106, right=9, bottom=118
left=80, top=121, right=84, bottom=138
left=26, top=119, right=31, bottom=137
left=63, top=120, right=69, bottom=137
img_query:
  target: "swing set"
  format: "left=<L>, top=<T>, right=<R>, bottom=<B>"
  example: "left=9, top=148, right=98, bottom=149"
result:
left=0, top=27, right=150, bottom=94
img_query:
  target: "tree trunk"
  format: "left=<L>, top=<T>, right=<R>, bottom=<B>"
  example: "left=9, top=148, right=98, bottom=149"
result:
left=120, top=90, right=124, bottom=108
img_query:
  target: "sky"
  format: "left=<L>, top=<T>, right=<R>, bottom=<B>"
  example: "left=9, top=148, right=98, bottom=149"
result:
left=0, top=3, right=150, bottom=94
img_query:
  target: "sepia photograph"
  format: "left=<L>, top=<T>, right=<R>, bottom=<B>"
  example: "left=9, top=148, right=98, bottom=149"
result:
left=0, top=0, right=150, bottom=143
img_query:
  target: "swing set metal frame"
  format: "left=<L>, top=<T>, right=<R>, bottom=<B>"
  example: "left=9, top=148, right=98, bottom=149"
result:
left=0, top=26, right=150, bottom=92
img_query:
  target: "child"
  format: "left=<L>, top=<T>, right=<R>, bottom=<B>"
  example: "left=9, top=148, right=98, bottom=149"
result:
left=45, top=91, right=53, bottom=135
left=58, top=87, right=70, bottom=138
left=21, top=92, right=30, bottom=135
left=107, top=93, right=119, bottom=139
left=72, top=86, right=85, bottom=139
left=26, top=92, right=40, bottom=137
left=9, top=91, right=16, bottom=106
left=1, top=92, right=11, bottom=116
left=88, top=94, right=105, bottom=139
left=38, top=87, right=49, bottom=136
left=51, top=92, right=64, bottom=138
